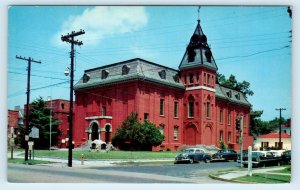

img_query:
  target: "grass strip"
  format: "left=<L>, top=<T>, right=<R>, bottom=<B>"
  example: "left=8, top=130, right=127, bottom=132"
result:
left=268, top=166, right=291, bottom=174
left=8, top=158, right=56, bottom=165
left=234, top=173, right=291, bottom=183
left=25, top=150, right=179, bottom=160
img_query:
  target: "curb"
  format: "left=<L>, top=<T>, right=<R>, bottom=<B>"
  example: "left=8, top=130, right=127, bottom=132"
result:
left=208, top=172, right=257, bottom=184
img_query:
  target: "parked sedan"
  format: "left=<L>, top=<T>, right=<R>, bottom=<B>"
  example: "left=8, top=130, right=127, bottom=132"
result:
left=174, top=148, right=212, bottom=164
left=238, top=151, right=282, bottom=167
left=212, top=149, right=238, bottom=161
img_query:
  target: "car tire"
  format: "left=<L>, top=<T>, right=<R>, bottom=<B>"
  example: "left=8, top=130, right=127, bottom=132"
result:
left=189, top=158, right=194, bottom=164
left=204, top=158, right=211, bottom=163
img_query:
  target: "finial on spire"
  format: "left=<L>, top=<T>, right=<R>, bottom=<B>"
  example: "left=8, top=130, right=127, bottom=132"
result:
left=197, top=6, right=201, bottom=23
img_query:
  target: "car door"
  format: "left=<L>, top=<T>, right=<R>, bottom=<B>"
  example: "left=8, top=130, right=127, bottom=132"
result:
left=194, top=149, right=201, bottom=161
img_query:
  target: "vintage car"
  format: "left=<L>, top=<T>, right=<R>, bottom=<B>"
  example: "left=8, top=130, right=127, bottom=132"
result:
left=212, top=149, right=238, bottom=161
left=174, top=148, right=212, bottom=164
left=238, top=151, right=282, bottom=167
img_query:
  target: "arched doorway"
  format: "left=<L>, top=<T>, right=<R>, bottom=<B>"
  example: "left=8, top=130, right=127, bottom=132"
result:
left=91, top=122, right=99, bottom=141
left=105, top=124, right=111, bottom=143
left=185, top=124, right=197, bottom=145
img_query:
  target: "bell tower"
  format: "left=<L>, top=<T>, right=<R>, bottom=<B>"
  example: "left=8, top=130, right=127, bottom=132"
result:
left=179, top=19, right=218, bottom=146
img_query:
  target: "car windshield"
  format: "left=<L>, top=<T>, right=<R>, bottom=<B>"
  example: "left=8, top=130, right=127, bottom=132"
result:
left=252, top=152, right=264, bottom=157
left=184, top=149, right=194, bottom=153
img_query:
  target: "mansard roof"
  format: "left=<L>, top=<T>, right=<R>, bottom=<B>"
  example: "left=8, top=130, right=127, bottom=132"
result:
left=74, top=58, right=185, bottom=90
left=215, top=84, right=251, bottom=106
left=179, top=21, right=218, bottom=71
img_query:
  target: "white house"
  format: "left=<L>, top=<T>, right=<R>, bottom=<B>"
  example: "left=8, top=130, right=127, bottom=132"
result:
left=253, top=133, right=291, bottom=150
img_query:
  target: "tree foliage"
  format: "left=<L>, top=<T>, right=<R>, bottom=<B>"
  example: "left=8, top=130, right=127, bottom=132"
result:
left=250, top=110, right=287, bottom=138
left=111, top=112, right=164, bottom=151
left=217, top=73, right=254, bottom=97
left=16, top=97, right=61, bottom=149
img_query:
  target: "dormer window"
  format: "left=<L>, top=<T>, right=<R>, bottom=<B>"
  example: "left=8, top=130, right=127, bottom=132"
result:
left=122, top=65, right=130, bottom=75
left=227, top=91, right=232, bottom=98
left=159, top=70, right=166, bottom=79
left=173, top=74, right=180, bottom=83
left=101, top=70, right=109, bottom=79
left=235, top=93, right=240, bottom=100
left=82, top=73, right=90, bottom=83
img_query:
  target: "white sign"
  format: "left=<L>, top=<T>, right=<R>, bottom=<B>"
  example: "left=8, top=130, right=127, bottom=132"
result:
left=28, top=141, right=34, bottom=146
left=29, top=126, right=39, bottom=138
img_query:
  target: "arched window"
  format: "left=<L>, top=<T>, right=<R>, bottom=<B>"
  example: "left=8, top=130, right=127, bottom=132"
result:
left=205, top=102, right=210, bottom=118
left=174, top=125, right=179, bottom=140
left=189, top=73, right=194, bottom=84
left=159, top=123, right=165, bottom=135
left=188, top=95, right=194, bottom=118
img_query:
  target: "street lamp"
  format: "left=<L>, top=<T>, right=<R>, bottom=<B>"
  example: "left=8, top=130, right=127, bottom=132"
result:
left=47, top=96, right=52, bottom=151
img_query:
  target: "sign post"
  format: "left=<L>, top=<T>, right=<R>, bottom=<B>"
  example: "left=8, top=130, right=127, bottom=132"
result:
left=247, top=146, right=252, bottom=176
left=29, top=126, right=39, bottom=160
left=9, top=127, right=15, bottom=159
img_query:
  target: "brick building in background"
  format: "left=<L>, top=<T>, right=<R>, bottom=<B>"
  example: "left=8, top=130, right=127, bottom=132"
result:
left=24, top=99, right=71, bottom=148
left=72, top=20, right=253, bottom=151
left=45, top=99, right=71, bottom=148
left=7, top=106, right=24, bottom=145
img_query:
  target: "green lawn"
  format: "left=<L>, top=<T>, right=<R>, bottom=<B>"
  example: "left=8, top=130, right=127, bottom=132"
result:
left=234, top=173, right=291, bottom=183
left=23, top=149, right=179, bottom=160
left=269, top=166, right=291, bottom=174
left=8, top=158, right=55, bottom=165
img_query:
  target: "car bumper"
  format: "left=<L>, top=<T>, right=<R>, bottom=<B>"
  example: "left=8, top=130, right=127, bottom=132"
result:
left=237, top=160, right=260, bottom=165
left=174, top=158, right=190, bottom=163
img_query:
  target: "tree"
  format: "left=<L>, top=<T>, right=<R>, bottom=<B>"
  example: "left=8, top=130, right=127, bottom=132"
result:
left=250, top=110, right=285, bottom=138
left=111, top=112, right=164, bottom=151
left=219, top=140, right=227, bottom=149
left=16, top=97, right=61, bottom=149
left=217, top=73, right=254, bottom=97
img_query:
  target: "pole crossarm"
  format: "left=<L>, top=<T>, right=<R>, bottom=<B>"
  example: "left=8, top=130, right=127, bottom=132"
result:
left=61, top=30, right=85, bottom=46
left=16, top=56, right=41, bottom=64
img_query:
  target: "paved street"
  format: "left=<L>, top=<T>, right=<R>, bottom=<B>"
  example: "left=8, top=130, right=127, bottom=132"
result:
left=8, top=161, right=237, bottom=183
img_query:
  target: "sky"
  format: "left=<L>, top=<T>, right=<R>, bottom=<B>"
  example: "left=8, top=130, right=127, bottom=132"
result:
left=7, top=6, right=291, bottom=121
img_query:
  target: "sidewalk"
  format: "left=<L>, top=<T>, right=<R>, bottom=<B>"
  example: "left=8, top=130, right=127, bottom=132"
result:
left=8, top=151, right=174, bottom=168
left=209, top=167, right=291, bottom=183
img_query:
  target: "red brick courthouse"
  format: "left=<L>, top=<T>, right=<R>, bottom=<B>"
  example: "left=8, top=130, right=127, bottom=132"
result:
left=73, top=21, right=253, bottom=151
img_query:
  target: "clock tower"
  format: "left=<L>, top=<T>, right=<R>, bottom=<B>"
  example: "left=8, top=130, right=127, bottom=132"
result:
left=179, top=20, right=218, bottom=146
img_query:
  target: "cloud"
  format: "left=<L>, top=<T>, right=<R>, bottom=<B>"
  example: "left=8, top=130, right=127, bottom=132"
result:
left=52, top=6, right=148, bottom=47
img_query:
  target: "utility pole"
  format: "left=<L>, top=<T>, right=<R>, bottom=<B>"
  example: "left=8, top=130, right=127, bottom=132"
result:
left=16, top=56, right=41, bottom=161
left=61, top=30, right=85, bottom=167
left=275, top=108, right=286, bottom=149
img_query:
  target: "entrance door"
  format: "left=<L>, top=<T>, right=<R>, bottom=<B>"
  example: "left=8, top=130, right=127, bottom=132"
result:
left=185, top=125, right=196, bottom=145
left=91, top=123, right=99, bottom=141
left=105, top=124, right=111, bottom=143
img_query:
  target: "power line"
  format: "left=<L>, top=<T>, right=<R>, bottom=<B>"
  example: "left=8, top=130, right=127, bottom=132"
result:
left=216, top=46, right=289, bottom=61
left=8, top=71, right=68, bottom=81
